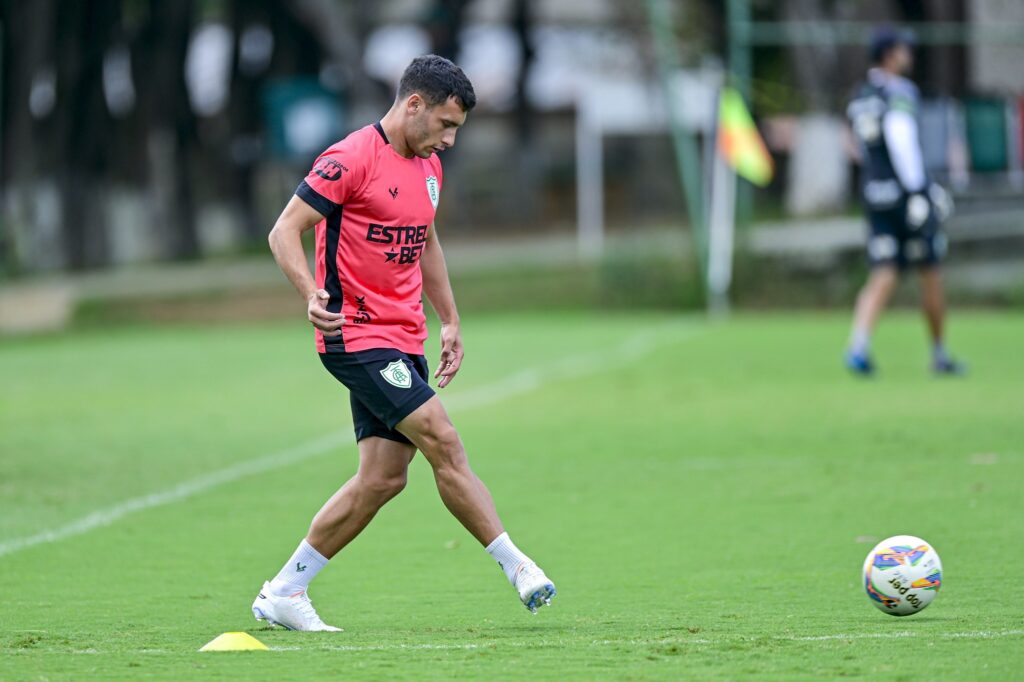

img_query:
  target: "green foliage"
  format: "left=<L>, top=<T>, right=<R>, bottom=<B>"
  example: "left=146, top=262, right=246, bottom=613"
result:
left=449, top=248, right=704, bottom=313
left=598, top=247, right=704, bottom=309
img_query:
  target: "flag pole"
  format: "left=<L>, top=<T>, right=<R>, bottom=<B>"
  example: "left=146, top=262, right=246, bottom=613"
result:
left=710, top=87, right=774, bottom=315
left=707, top=99, right=737, bottom=317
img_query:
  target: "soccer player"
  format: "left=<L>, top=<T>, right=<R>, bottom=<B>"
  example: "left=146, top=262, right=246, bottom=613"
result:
left=844, top=27, right=963, bottom=376
left=252, top=55, right=555, bottom=631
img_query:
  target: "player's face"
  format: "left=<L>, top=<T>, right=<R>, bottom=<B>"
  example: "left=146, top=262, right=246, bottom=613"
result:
left=890, top=44, right=913, bottom=75
left=408, top=95, right=467, bottom=158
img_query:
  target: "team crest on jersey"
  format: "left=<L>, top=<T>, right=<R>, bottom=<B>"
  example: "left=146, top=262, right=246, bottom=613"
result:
left=425, top=175, right=440, bottom=209
left=380, top=360, right=412, bottom=389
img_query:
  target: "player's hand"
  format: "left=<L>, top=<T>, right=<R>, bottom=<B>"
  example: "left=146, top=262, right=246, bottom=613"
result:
left=906, top=193, right=930, bottom=229
left=307, top=289, right=344, bottom=336
left=434, top=321, right=464, bottom=389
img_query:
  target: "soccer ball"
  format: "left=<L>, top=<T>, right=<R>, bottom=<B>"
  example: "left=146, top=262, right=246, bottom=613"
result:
left=862, top=535, right=942, bottom=616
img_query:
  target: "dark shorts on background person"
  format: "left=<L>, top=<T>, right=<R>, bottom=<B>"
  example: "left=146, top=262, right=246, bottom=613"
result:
left=865, top=202, right=946, bottom=271
left=319, top=349, right=434, bottom=444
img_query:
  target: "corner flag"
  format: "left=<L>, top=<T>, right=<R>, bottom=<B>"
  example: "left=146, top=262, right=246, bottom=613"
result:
left=716, top=87, right=773, bottom=187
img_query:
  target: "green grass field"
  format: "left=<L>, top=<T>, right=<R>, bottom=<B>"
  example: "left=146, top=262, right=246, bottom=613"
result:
left=1, top=311, right=1022, bottom=680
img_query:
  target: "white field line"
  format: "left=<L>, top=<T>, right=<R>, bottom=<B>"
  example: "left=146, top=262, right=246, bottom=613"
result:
left=6, top=628, right=1021, bottom=656
left=263, top=628, right=1024, bottom=653
left=0, top=325, right=696, bottom=559
left=0, top=432, right=351, bottom=559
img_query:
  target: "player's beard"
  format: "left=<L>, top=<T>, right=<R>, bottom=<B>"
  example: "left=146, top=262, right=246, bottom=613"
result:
left=411, top=112, right=438, bottom=158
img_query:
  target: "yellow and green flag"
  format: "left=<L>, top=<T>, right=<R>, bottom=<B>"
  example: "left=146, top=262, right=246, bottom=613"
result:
left=716, top=87, right=774, bottom=187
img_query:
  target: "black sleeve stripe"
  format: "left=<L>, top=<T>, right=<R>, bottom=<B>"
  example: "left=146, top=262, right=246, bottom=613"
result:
left=295, top=180, right=339, bottom=217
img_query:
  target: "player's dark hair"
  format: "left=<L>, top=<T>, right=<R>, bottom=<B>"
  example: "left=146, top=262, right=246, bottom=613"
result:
left=869, top=26, right=913, bottom=65
left=397, top=54, right=476, bottom=112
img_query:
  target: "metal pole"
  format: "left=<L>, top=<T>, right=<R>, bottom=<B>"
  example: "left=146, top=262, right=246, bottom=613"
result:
left=575, top=106, right=604, bottom=259
left=707, top=143, right=737, bottom=317
left=646, top=0, right=708, bottom=281
left=727, top=0, right=752, bottom=98
left=727, top=0, right=753, bottom=240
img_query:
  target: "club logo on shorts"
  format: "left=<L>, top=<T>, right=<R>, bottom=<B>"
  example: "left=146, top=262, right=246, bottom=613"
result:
left=380, top=360, right=412, bottom=389
left=425, top=175, right=440, bottom=209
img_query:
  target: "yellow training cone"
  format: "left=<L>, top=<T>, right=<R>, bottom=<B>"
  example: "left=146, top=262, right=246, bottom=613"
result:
left=199, top=632, right=269, bottom=652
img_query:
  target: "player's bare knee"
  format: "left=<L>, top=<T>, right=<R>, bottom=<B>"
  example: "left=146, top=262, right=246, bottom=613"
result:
left=421, top=424, right=466, bottom=470
left=873, top=267, right=899, bottom=288
left=409, top=409, right=459, bottom=453
left=359, top=471, right=408, bottom=503
left=436, top=425, right=465, bottom=462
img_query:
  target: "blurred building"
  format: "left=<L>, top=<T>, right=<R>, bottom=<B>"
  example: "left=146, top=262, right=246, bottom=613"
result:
left=0, top=0, right=1022, bottom=279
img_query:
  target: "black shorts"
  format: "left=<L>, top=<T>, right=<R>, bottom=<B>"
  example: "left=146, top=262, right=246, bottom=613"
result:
left=319, top=349, right=435, bottom=445
left=865, top=202, right=946, bottom=270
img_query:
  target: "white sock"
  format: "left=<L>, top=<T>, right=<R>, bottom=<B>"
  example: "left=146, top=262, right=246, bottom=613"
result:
left=932, top=342, right=949, bottom=364
left=269, top=539, right=329, bottom=596
left=485, top=532, right=532, bottom=584
left=850, top=328, right=870, bottom=355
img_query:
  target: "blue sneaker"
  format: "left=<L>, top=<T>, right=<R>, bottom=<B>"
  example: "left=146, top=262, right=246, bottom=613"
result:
left=845, top=349, right=875, bottom=376
left=932, top=357, right=966, bottom=376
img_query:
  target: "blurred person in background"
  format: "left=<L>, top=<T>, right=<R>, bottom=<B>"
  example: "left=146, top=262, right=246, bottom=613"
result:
left=252, top=55, right=555, bottom=632
left=844, top=26, right=964, bottom=377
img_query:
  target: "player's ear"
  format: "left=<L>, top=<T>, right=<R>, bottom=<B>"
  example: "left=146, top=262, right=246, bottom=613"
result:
left=406, top=93, right=424, bottom=116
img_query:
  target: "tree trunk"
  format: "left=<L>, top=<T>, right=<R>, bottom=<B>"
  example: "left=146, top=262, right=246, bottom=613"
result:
left=781, top=0, right=840, bottom=112
left=51, top=0, right=120, bottom=270
left=134, top=0, right=198, bottom=261
left=0, top=0, right=58, bottom=272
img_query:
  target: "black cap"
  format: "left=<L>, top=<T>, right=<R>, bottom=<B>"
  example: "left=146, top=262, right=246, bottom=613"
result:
left=869, top=26, right=915, bottom=64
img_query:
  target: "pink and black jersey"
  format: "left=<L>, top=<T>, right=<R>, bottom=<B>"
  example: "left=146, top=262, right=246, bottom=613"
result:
left=296, top=123, right=443, bottom=355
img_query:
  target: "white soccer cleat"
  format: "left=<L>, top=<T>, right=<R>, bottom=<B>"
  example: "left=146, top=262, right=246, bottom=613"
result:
left=513, top=563, right=556, bottom=614
left=251, top=581, right=342, bottom=632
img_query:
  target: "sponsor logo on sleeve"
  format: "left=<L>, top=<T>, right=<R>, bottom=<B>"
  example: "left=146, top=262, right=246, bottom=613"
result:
left=314, top=157, right=348, bottom=181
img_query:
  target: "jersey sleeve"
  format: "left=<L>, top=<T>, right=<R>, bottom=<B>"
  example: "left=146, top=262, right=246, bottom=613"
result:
left=880, top=77, right=926, bottom=193
left=295, top=145, right=366, bottom=217
left=883, top=109, right=927, bottom=193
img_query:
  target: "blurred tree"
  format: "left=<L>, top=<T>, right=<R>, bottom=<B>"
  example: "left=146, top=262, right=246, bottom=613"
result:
left=221, top=0, right=351, bottom=239
left=427, top=0, right=473, bottom=61
left=512, top=0, right=538, bottom=226
left=52, top=0, right=121, bottom=269
left=0, top=1, right=52, bottom=186
left=0, top=0, right=56, bottom=272
left=287, top=0, right=377, bottom=99
left=781, top=0, right=840, bottom=112
left=225, top=0, right=275, bottom=242
left=919, top=0, right=966, bottom=96
left=134, top=0, right=198, bottom=262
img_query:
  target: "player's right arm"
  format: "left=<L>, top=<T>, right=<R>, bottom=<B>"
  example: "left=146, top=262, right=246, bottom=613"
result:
left=270, top=144, right=365, bottom=336
left=268, top=196, right=344, bottom=337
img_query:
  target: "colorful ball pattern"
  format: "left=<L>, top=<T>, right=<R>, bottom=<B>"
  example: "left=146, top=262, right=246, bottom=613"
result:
left=862, top=535, right=942, bottom=616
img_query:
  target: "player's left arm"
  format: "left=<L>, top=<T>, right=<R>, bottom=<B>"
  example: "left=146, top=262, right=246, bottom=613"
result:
left=421, top=222, right=463, bottom=388
left=882, top=86, right=954, bottom=226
